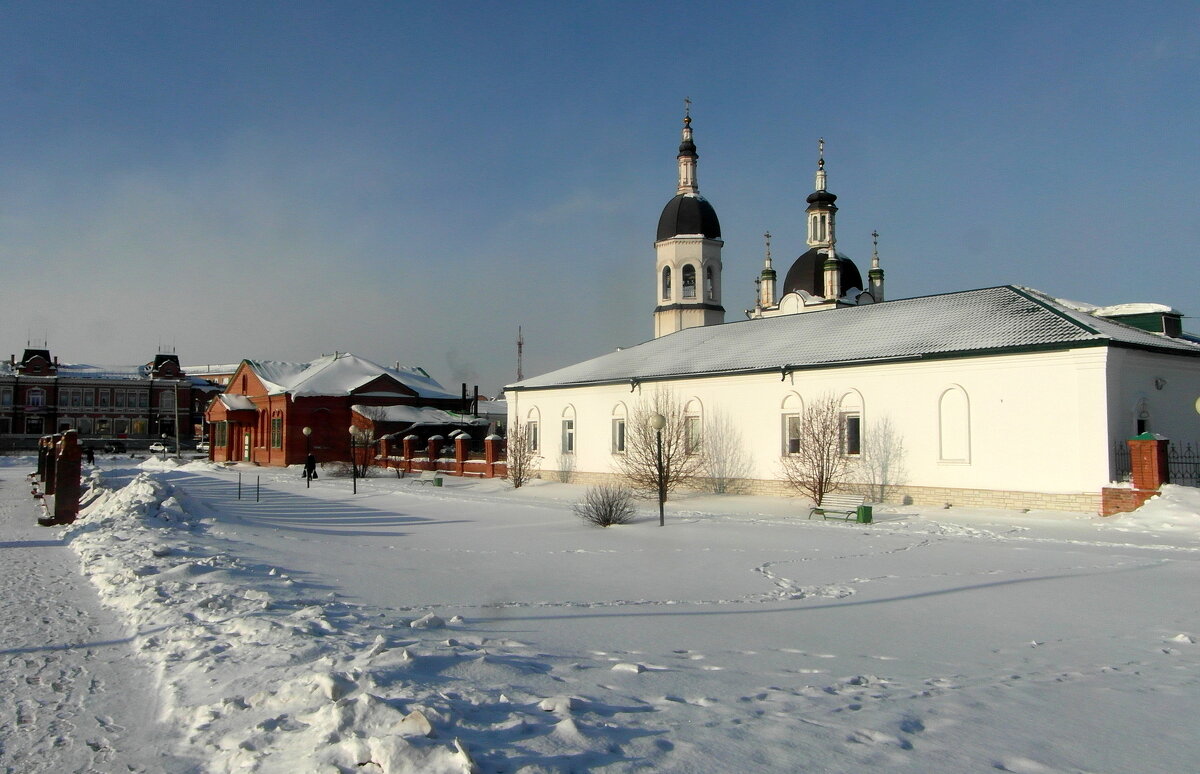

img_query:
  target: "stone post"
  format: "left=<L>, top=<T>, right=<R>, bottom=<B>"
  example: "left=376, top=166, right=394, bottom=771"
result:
left=51, top=431, right=81, bottom=525
left=44, top=435, right=59, bottom=496
left=402, top=435, right=419, bottom=473
left=427, top=436, right=443, bottom=472
left=1129, top=433, right=1169, bottom=490
left=455, top=433, right=470, bottom=476
left=484, top=435, right=505, bottom=478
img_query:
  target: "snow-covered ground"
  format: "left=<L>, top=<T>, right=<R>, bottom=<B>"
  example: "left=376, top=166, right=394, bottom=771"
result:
left=3, top=455, right=1199, bottom=773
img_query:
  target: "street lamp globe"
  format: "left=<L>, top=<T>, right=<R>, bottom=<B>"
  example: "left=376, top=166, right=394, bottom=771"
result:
left=650, top=413, right=666, bottom=431
left=302, top=427, right=312, bottom=437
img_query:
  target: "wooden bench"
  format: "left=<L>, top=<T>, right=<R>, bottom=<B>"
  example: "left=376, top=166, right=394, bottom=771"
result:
left=415, top=470, right=444, bottom=486
left=807, top=493, right=867, bottom=521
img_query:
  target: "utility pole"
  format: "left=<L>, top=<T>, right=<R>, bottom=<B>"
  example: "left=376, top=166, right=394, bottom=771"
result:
left=516, top=326, right=524, bottom=382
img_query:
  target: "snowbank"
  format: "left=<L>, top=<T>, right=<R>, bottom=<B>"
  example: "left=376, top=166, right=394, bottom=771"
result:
left=64, top=471, right=478, bottom=773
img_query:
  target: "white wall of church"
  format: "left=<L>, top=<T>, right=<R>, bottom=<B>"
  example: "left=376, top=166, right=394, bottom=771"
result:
left=1106, top=348, right=1200, bottom=451
left=508, top=346, right=1127, bottom=499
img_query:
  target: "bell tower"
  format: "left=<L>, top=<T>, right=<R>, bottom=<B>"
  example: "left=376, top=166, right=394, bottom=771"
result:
left=653, top=101, right=725, bottom=338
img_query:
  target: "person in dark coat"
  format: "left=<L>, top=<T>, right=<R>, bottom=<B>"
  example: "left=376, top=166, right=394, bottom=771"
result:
left=85, top=446, right=95, bottom=465
left=304, top=453, right=318, bottom=481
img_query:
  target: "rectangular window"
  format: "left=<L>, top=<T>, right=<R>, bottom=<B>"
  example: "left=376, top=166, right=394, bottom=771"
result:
left=94, top=418, right=108, bottom=434
left=115, top=390, right=126, bottom=408
left=842, top=413, right=862, bottom=456
left=561, top=419, right=575, bottom=454
left=0, top=417, right=10, bottom=434
left=612, top=418, right=626, bottom=453
left=783, top=414, right=802, bottom=455
left=525, top=421, right=539, bottom=452
left=0, top=388, right=11, bottom=407
left=27, top=389, right=45, bottom=407
left=98, top=389, right=110, bottom=408
left=83, top=390, right=93, bottom=407
left=113, top=418, right=127, bottom=435
left=26, top=416, right=44, bottom=434
left=214, top=421, right=228, bottom=447
left=685, top=415, right=701, bottom=454
left=131, top=418, right=147, bottom=436
left=271, top=417, right=283, bottom=448
left=59, top=389, right=70, bottom=407
left=138, top=392, right=149, bottom=408
left=160, top=390, right=175, bottom=409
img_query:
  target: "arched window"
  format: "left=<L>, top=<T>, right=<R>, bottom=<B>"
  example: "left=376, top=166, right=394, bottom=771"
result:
left=684, top=399, right=703, bottom=454
left=938, top=386, right=971, bottom=462
left=525, top=407, right=540, bottom=452
left=781, top=393, right=803, bottom=455
left=661, top=267, right=672, bottom=300
left=682, top=265, right=697, bottom=299
left=561, top=405, right=576, bottom=454
left=611, top=403, right=627, bottom=453
left=839, top=391, right=864, bottom=456
left=705, top=266, right=715, bottom=300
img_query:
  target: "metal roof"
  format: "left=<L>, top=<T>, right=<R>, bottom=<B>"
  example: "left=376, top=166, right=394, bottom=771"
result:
left=509, top=286, right=1200, bottom=391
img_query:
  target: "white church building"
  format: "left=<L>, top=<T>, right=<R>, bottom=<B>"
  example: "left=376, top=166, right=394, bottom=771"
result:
left=507, top=112, right=1200, bottom=512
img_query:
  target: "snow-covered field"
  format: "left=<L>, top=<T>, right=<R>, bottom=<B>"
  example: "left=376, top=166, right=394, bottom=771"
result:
left=3, top=456, right=1198, bottom=773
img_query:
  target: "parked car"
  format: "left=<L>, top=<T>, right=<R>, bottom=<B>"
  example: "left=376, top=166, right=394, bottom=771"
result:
left=195, top=441, right=210, bottom=453
left=103, top=441, right=127, bottom=453
left=149, top=442, right=170, bottom=454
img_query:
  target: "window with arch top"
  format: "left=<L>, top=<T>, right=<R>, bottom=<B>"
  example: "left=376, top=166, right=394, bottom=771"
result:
left=662, top=266, right=672, bottom=300
left=682, top=265, right=697, bottom=299
left=705, top=266, right=715, bottom=300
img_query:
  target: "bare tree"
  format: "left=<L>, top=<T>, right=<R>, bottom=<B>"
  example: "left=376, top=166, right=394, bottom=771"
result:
left=555, top=453, right=575, bottom=483
left=505, top=422, right=541, bottom=489
left=859, top=414, right=907, bottom=503
left=614, top=388, right=703, bottom=500
left=699, top=408, right=753, bottom=494
left=573, top=483, right=637, bottom=527
left=351, top=406, right=387, bottom=478
left=779, top=393, right=853, bottom=505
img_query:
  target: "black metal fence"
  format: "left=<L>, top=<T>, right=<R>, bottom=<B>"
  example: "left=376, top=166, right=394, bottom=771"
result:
left=1112, top=441, right=1200, bottom=487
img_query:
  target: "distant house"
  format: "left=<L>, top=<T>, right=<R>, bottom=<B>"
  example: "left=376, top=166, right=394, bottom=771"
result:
left=204, top=353, right=470, bottom=466
left=0, top=348, right=214, bottom=450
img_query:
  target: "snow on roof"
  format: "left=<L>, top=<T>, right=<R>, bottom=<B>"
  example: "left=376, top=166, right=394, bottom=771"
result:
left=243, top=354, right=456, bottom=399
left=351, top=404, right=487, bottom=426
left=218, top=394, right=256, bottom=411
left=510, top=285, right=1200, bottom=391
left=1091, top=302, right=1180, bottom=317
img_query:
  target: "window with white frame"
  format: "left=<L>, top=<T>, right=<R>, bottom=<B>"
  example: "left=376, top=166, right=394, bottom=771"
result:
left=525, top=420, right=539, bottom=452
left=685, top=414, right=701, bottom=454
left=662, top=266, right=672, bottom=299
left=842, top=413, right=862, bottom=456
left=271, top=415, right=283, bottom=448
left=0, top=387, right=11, bottom=407
left=938, top=386, right=971, bottom=462
left=612, top=417, right=626, bottom=453
left=26, top=388, right=45, bottom=407
left=561, top=419, right=575, bottom=454
left=783, top=413, right=802, bottom=455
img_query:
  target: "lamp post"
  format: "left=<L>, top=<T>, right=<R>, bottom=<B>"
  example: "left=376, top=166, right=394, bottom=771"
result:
left=302, top=426, right=313, bottom=488
left=348, top=425, right=357, bottom=494
left=650, top=412, right=666, bottom=527
left=161, top=432, right=168, bottom=459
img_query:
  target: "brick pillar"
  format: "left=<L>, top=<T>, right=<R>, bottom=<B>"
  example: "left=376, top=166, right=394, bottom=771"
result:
left=427, top=436, right=443, bottom=471
left=378, top=437, right=391, bottom=471
left=52, top=431, right=81, bottom=525
left=484, top=435, right=506, bottom=478
left=455, top=434, right=470, bottom=476
left=402, top=435, right=418, bottom=472
left=1129, top=434, right=1169, bottom=491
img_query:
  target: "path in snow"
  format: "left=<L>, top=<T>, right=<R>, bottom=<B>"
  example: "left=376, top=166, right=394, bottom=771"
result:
left=0, top=461, right=192, bottom=774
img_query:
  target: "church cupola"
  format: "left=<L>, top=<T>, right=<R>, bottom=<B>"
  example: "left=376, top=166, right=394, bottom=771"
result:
left=653, top=101, right=725, bottom=338
left=806, top=138, right=838, bottom=250
left=758, top=231, right=777, bottom=308
left=868, top=229, right=885, bottom=302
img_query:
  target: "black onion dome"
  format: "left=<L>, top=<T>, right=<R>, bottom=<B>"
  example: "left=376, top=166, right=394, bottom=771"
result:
left=781, top=247, right=863, bottom=296
left=806, top=189, right=838, bottom=205
left=678, top=137, right=697, bottom=157
left=657, top=194, right=721, bottom=241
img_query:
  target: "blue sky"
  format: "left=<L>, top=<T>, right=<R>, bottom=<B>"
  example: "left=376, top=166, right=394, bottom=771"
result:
left=2, top=1, right=1197, bottom=394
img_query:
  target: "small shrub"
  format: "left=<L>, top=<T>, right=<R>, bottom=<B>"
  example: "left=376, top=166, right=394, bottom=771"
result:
left=573, top=483, right=637, bottom=527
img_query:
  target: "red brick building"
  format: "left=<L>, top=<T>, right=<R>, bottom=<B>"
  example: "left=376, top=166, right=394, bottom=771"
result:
left=0, top=348, right=216, bottom=451
left=204, top=353, right=472, bottom=467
